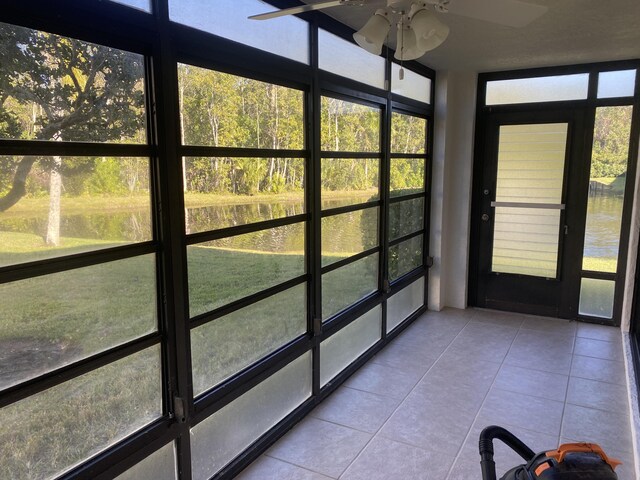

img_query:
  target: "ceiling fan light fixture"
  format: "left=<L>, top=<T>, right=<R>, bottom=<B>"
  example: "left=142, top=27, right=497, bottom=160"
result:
left=353, top=9, right=391, bottom=55
left=410, top=5, right=450, bottom=52
left=393, top=21, right=423, bottom=61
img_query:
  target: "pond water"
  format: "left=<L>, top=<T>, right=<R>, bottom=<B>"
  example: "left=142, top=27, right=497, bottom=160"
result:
left=0, top=194, right=623, bottom=267
left=0, top=196, right=381, bottom=266
left=583, top=195, right=624, bottom=261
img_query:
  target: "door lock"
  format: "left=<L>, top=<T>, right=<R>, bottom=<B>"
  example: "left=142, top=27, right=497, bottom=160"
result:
left=481, top=214, right=490, bottom=222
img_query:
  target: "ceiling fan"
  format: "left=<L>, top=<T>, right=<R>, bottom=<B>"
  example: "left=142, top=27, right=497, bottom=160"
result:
left=249, top=0, right=548, bottom=61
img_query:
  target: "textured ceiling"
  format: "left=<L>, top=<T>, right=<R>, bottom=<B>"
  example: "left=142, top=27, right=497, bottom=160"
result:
left=303, top=0, right=640, bottom=72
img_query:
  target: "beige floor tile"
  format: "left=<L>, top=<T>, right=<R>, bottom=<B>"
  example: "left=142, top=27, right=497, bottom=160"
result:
left=311, top=386, right=401, bottom=434
left=267, top=417, right=371, bottom=478
left=340, top=436, right=454, bottom=480
left=344, top=362, right=421, bottom=400
left=566, top=376, right=630, bottom=413
left=493, top=364, right=569, bottom=402
left=236, top=456, right=333, bottom=480
left=561, top=404, right=633, bottom=455
left=570, top=355, right=626, bottom=385
left=477, top=388, right=564, bottom=436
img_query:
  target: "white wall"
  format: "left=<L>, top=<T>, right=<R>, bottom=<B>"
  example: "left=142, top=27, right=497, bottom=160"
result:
left=622, top=140, right=640, bottom=332
left=429, top=71, right=477, bottom=310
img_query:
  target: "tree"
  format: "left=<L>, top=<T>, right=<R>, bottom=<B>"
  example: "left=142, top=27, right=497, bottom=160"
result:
left=0, top=23, right=145, bottom=244
left=590, top=106, right=633, bottom=179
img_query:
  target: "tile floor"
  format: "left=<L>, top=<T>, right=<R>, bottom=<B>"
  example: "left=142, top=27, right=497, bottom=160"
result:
left=236, top=308, right=635, bottom=480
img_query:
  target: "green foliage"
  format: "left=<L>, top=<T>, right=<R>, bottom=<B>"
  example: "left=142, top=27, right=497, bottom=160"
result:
left=391, top=112, right=427, bottom=154
left=0, top=23, right=145, bottom=143
left=86, top=158, right=126, bottom=195
left=390, top=158, right=425, bottom=193
left=320, top=97, right=380, bottom=152
left=590, top=106, right=633, bottom=178
left=0, top=22, right=146, bottom=212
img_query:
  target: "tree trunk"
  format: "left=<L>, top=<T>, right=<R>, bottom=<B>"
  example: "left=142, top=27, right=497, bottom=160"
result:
left=45, top=155, right=62, bottom=246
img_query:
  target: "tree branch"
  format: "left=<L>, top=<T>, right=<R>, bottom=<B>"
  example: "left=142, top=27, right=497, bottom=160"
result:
left=0, top=156, right=37, bottom=212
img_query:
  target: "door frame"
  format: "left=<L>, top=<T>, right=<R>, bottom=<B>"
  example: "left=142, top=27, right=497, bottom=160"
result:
left=473, top=108, right=590, bottom=318
left=469, top=61, right=640, bottom=326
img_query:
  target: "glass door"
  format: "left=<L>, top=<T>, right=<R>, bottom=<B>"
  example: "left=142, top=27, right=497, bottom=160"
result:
left=474, top=110, right=587, bottom=317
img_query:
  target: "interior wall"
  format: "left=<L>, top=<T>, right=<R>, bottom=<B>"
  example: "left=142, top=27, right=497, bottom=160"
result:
left=622, top=140, right=640, bottom=332
left=429, top=71, right=477, bottom=310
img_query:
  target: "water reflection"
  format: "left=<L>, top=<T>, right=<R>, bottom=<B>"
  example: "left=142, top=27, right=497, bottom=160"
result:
left=583, top=196, right=624, bottom=268
left=186, top=200, right=304, bottom=234
left=0, top=211, right=150, bottom=242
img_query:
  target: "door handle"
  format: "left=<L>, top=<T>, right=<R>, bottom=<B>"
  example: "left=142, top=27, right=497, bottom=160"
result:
left=564, top=225, right=569, bottom=235
left=482, top=214, right=490, bottom=222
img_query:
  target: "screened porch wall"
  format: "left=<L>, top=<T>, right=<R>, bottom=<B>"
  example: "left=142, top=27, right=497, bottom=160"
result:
left=0, top=1, right=434, bottom=479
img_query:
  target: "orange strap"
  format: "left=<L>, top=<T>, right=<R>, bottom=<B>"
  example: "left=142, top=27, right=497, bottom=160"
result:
left=546, top=443, right=622, bottom=471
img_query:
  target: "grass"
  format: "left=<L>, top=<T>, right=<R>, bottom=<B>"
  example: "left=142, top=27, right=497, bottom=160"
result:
left=0, top=347, right=160, bottom=480
left=582, top=256, right=617, bottom=273
left=1, top=189, right=375, bottom=218
left=0, top=226, right=380, bottom=479
left=0, top=194, right=151, bottom=219
left=0, top=190, right=381, bottom=478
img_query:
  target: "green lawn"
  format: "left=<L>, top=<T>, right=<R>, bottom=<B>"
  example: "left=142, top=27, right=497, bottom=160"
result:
left=582, top=256, right=617, bottom=273
left=0, top=188, right=386, bottom=479
left=0, top=226, right=381, bottom=479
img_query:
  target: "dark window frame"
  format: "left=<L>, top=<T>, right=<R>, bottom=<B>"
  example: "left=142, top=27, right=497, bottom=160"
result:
left=0, top=1, right=434, bottom=478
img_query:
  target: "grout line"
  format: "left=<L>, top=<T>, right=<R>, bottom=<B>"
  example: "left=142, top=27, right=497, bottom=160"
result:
left=558, top=331, right=577, bottom=442
left=443, top=311, right=524, bottom=480
left=262, top=453, right=339, bottom=479
left=335, top=311, right=475, bottom=478
left=303, top=415, right=377, bottom=435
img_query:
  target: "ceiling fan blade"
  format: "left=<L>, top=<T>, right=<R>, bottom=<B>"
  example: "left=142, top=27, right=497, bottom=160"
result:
left=446, top=0, right=548, bottom=28
left=249, top=0, right=344, bottom=20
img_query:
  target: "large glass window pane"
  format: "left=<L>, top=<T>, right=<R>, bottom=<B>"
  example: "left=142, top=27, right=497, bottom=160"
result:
left=389, top=235, right=422, bottom=281
left=178, top=64, right=304, bottom=148
left=188, top=223, right=305, bottom=316
left=389, top=198, right=424, bottom=240
left=390, top=158, right=426, bottom=197
left=597, top=70, right=636, bottom=99
left=0, top=157, right=152, bottom=267
left=391, top=64, right=432, bottom=104
left=321, top=158, right=379, bottom=210
left=579, top=278, right=615, bottom=319
left=0, top=254, right=157, bottom=390
left=321, top=208, right=378, bottom=267
left=391, top=112, right=427, bottom=154
left=322, top=253, right=378, bottom=320
left=387, top=277, right=425, bottom=333
left=115, top=442, right=177, bottom=480
left=0, top=346, right=161, bottom=480
left=191, top=284, right=306, bottom=395
left=486, top=74, right=589, bottom=105
left=191, top=352, right=312, bottom=480
left=109, top=0, right=151, bottom=12
left=169, top=0, right=309, bottom=64
left=492, top=207, right=561, bottom=277
left=318, top=29, right=385, bottom=89
left=183, top=157, right=305, bottom=234
left=0, top=22, right=146, bottom=143
left=582, top=106, right=633, bottom=273
left=321, top=97, right=380, bottom=152
left=320, top=306, right=381, bottom=387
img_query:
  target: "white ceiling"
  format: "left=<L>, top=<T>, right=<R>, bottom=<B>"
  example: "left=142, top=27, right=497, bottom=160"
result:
left=304, top=0, right=640, bottom=72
